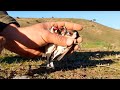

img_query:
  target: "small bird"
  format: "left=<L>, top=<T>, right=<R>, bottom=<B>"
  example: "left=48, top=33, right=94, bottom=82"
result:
left=45, top=26, right=79, bottom=69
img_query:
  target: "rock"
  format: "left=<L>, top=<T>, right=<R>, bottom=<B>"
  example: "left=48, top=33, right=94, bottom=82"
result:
left=12, top=75, right=30, bottom=79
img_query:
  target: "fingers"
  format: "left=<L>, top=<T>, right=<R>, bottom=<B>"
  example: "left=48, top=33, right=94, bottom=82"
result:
left=72, top=37, right=82, bottom=52
left=67, top=37, right=82, bottom=54
left=43, top=31, right=75, bottom=46
left=0, top=36, right=6, bottom=43
left=42, top=28, right=83, bottom=47
left=68, top=45, right=81, bottom=54
left=0, top=36, right=6, bottom=53
left=43, top=22, right=83, bottom=31
left=74, top=45, right=80, bottom=51
left=77, top=36, right=83, bottom=43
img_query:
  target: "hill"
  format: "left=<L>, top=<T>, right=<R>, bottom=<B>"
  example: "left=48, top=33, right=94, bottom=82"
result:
left=15, top=18, right=120, bottom=50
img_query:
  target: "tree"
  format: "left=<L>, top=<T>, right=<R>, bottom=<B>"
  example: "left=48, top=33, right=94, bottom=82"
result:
left=93, top=19, right=96, bottom=22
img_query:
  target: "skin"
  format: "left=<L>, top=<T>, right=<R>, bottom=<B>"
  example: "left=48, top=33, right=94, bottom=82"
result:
left=0, top=36, right=6, bottom=53
left=0, top=22, right=83, bottom=58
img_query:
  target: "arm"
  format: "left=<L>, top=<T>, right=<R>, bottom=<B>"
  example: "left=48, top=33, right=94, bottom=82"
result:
left=0, top=22, right=83, bottom=58
left=0, top=11, right=20, bottom=53
left=0, top=11, right=83, bottom=58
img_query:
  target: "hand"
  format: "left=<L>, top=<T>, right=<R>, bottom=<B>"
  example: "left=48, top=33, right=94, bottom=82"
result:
left=0, top=36, right=6, bottom=53
left=0, top=22, right=83, bottom=58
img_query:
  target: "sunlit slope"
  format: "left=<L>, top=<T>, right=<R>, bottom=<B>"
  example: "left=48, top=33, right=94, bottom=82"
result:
left=16, top=18, right=120, bottom=48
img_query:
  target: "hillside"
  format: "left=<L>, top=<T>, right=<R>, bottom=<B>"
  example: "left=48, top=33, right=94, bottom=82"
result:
left=15, top=18, right=120, bottom=50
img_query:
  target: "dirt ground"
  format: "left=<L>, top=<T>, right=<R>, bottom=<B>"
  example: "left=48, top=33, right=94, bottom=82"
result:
left=0, top=49, right=120, bottom=79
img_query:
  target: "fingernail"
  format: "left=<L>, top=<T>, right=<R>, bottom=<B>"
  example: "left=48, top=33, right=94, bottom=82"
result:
left=66, top=38, right=74, bottom=46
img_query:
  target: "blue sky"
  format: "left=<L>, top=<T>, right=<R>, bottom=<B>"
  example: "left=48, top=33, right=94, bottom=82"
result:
left=7, top=11, right=120, bottom=30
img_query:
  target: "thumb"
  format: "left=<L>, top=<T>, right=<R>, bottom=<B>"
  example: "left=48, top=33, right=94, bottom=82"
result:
left=43, top=31, right=74, bottom=46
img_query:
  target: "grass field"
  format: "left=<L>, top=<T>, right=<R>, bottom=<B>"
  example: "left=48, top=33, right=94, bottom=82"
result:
left=0, top=18, right=120, bottom=79
left=0, top=48, right=120, bottom=79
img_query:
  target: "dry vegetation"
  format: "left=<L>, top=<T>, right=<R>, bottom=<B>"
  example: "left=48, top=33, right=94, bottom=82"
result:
left=0, top=18, right=120, bottom=79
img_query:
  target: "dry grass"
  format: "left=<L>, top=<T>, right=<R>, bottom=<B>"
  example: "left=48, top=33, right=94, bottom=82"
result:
left=0, top=18, right=120, bottom=79
left=0, top=49, right=120, bottom=79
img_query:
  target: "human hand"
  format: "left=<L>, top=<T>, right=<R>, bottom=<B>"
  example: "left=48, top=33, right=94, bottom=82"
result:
left=0, top=22, right=83, bottom=58
left=0, top=36, right=6, bottom=53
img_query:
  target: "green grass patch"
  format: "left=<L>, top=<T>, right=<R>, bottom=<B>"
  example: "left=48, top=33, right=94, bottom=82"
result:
left=81, top=41, right=108, bottom=48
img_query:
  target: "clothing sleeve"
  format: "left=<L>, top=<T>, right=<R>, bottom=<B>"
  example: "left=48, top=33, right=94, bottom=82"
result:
left=0, top=11, right=20, bottom=31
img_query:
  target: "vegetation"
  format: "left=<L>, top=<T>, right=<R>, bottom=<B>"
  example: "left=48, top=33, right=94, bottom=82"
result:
left=0, top=18, right=120, bottom=79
